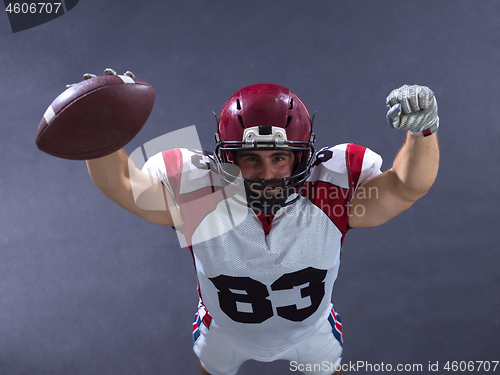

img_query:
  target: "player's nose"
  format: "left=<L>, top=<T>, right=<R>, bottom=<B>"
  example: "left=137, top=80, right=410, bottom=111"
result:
left=257, top=161, right=276, bottom=180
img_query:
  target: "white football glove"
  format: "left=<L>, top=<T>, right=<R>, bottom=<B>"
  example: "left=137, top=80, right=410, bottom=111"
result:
left=386, top=85, right=439, bottom=137
left=66, top=68, right=135, bottom=88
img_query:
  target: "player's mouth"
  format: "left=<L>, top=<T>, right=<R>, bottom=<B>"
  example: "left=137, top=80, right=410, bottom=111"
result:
left=247, top=182, right=284, bottom=197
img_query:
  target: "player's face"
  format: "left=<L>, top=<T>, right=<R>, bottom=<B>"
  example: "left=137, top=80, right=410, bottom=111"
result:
left=234, top=150, right=295, bottom=195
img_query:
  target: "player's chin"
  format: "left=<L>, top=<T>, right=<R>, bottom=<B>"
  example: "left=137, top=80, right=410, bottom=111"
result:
left=264, top=189, right=281, bottom=197
left=257, top=189, right=283, bottom=198
left=247, top=186, right=280, bottom=198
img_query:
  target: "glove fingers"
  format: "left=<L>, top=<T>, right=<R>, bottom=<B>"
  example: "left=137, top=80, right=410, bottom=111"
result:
left=66, top=68, right=133, bottom=90
left=408, top=85, right=422, bottom=112
left=104, top=68, right=117, bottom=75
left=387, top=85, right=418, bottom=114
left=386, top=88, right=400, bottom=107
left=417, top=87, right=434, bottom=109
left=388, top=85, right=435, bottom=114
left=397, top=85, right=413, bottom=115
left=386, top=103, right=402, bottom=129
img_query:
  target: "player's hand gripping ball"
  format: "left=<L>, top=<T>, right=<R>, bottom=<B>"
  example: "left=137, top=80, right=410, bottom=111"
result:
left=35, top=68, right=155, bottom=160
left=386, top=85, right=439, bottom=137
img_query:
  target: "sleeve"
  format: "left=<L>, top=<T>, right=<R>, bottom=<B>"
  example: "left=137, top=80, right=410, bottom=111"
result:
left=309, top=143, right=382, bottom=193
left=141, top=148, right=227, bottom=243
left=344, top=143, right=382, bottom=201
left=355, top=146, right=383, bottom=186
left=141, top=149, right=176, bottom=200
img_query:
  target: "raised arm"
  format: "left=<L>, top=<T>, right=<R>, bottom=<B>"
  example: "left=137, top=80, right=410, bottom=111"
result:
left=86, top=149, right=178, bottom=227
left=348, top=85, right=440, bottom=228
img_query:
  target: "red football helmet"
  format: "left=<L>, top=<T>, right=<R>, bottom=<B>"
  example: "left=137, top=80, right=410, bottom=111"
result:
left=214, top=83, right=316, bottom=215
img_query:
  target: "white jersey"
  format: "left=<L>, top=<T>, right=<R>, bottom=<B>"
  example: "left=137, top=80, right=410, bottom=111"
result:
left=143, top=144, right=382, bottom=361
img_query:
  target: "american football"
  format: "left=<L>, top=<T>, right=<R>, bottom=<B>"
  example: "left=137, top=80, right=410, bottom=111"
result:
left=35, top=73, right=155, bottom=160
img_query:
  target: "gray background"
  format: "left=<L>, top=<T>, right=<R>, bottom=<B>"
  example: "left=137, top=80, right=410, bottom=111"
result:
left=1, top=1, right=499, bottom=374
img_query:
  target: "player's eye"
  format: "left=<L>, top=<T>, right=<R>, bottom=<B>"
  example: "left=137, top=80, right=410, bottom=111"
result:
left=245, top=156, right=259, bottom=163
left=273, top=155, right=287, bottom=162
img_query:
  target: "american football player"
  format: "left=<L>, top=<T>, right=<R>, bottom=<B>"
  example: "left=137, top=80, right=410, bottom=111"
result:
left=87, top=81, right=439, bottom=375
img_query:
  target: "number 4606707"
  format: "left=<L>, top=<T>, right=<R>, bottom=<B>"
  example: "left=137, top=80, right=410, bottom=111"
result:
left=443, top=361, right=498, bottom=372
left=5, top=3, right=62, bottom=14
